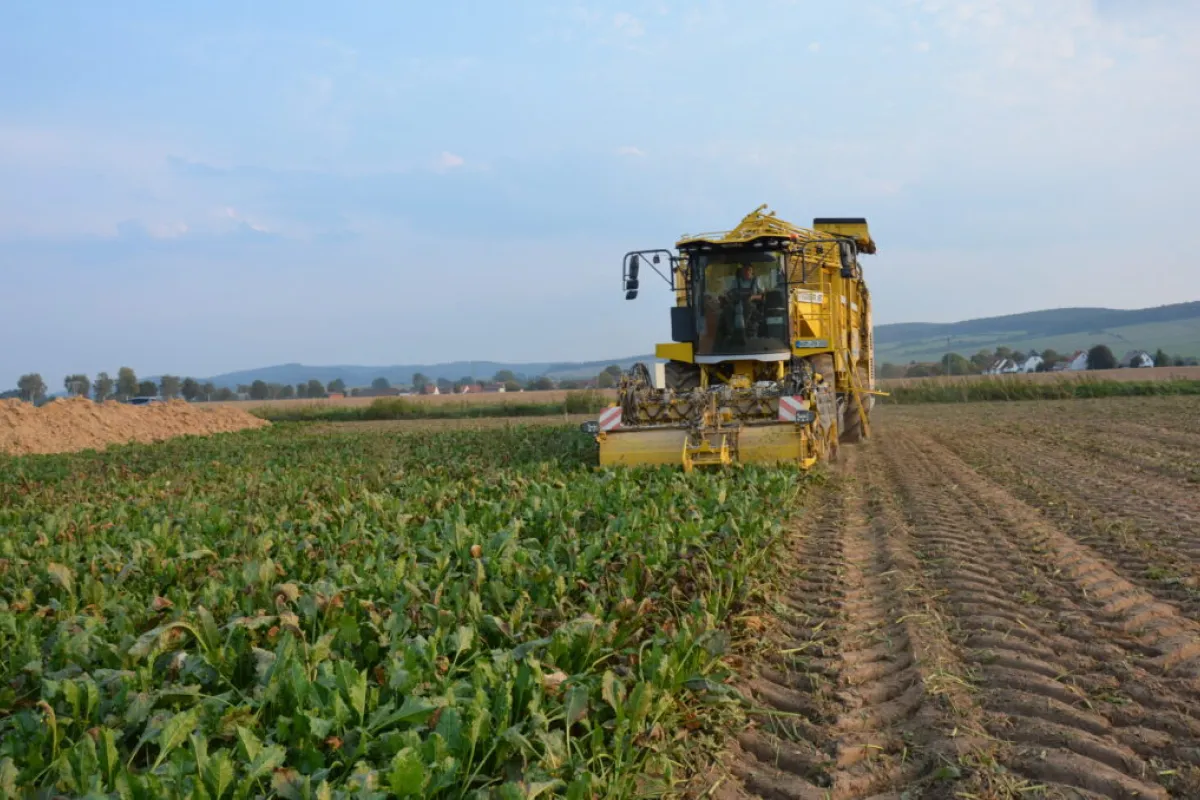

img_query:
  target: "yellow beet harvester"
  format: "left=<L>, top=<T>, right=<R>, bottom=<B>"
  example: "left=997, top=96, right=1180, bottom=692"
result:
left=583, top=204, right=882, bottom=470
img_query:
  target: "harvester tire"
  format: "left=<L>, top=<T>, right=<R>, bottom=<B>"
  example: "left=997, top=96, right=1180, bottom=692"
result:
left=841, top=406, right=864, bottom=443
left=665, top=361, right=701, bottom=391
left=823, top=423, right=839, bottom=463
left=840, top=366, right=872, bottom=444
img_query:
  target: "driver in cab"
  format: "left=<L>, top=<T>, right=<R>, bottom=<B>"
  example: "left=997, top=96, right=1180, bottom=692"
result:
left=726, top=263, right=764, bottom=340
left=730, top=264, right=763, bottom=302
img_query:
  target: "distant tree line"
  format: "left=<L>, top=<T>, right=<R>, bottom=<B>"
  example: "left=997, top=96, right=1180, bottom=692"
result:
left=6, top=364, right=631, bottom=405
left=880, top=345, right=1198, bottom=379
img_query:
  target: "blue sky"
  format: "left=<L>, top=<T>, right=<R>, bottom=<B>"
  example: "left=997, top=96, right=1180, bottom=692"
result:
left=3, top=1, right=1199, bottom=387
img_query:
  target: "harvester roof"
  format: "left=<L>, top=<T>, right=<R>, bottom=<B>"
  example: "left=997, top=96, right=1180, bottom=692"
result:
left=676, top=204, right=876, bottom=254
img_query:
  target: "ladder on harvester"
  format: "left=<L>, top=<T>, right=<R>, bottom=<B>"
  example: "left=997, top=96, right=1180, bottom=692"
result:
left=682, top=433, right=732, bottom=472
left=836, top=351, right=888, bottom=439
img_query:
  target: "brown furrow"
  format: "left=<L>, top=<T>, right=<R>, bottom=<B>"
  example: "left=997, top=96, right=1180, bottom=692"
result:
left=878, top=429, right=1187, bottom=798
left=715, top=446, right=982, bottom=799
left=924, top=419, right=1200, bottom=564
left=907, top=427, right=1200, bottom=673
left=967, top=415, right=1200, bottom=490
left=702, top=399, right=1200, bottom=800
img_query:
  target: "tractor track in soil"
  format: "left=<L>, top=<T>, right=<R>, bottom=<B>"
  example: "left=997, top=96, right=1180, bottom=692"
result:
left=713, top=447, right=986, bottom=800
left=912, top=418, right=1200, bottom=625
left=707, top=401, right=1200, bottom=799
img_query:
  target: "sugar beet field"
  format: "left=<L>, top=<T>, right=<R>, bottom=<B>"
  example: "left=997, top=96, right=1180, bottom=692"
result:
left=3, top=396, right=1200, bottom=798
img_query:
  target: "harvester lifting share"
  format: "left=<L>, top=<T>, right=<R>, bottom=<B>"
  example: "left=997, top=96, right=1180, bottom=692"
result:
left=582, top=205, right=887, bottom=470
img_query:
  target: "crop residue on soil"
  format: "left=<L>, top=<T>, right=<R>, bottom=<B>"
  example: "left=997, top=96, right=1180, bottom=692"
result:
left=0, top=397, right=269, bottom=456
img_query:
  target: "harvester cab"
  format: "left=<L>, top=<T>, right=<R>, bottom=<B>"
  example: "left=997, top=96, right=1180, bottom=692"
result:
left=586, top=204, right=883, bottom=471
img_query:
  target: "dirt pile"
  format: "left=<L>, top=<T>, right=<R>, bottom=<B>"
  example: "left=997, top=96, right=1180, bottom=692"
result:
left=0, top=397, right=270, bottom=456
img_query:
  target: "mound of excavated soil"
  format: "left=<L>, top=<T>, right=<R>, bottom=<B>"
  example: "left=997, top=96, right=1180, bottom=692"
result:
left=0, top=397, right=270, bottom=456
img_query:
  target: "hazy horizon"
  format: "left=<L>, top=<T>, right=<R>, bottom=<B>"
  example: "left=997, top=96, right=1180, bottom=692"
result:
left=5, top=1, right=1199, bottom=388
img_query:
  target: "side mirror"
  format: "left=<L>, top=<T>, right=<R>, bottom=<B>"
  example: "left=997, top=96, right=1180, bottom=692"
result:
left=652, top=254, right=660, bottom=264
left=839, top=241, right=854, bottom=277
left=628, top=255, right=640, bottom=281
left=624, top=278, right=639, bottom=292
left=625, top=290, right=638, bottom=300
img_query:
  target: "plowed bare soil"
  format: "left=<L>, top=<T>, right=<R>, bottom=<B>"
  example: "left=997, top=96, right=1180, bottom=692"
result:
left=0, top=397, right=269, bottom=456
left=706, top=396, right=1200, bottom=799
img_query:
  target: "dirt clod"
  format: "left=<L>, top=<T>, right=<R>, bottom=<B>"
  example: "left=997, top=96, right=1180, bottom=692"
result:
left=0, top=397, right=269, bottom=456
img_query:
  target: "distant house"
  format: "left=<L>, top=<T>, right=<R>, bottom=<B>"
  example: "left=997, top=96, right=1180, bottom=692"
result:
left=482, top=383, right=507, bottom=393
left=357, top=386, right=403, bottom=398
left=1120, top=350, right=1154, bottom=368
left=1018, top=354, right=1044, bottom=373
left=985, top=358, right=1019, bottom=375
left=1066, top=350, right=1089, bottom=371
left=326, top=392, right=345, bottom=400
left=458, top=384, right=484, bottom=394
left=420, top=384, right=440, bottom=395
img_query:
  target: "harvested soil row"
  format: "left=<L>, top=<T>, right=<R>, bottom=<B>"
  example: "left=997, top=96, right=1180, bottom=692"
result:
left=714, top=449, right=986, bottom=799
left=882, top=395, right=1200, bottom=432
left=1100, top=420, right=1200, bottom=455
left=916, top=419, right=1200, bottom=622
left=0, top=397, right=269, bottom=456
left=937, top=414, right=1200, bottom=496
left=884, top=429, right=1200, bottom=797
left=985, top=417, right=1200, bottom=486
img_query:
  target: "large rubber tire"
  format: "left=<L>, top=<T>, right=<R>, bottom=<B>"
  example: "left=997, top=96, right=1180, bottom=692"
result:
left=841, top=403, right=864, bottom=443
left=806, top=354, right=835, bottom=384
left=840, top=366, right=871, bottom=444
left=665, top=360, right=701, bottom=391
left=806, top=352, right=837, bottom=426
left=823, top=422, right=839, bottom=463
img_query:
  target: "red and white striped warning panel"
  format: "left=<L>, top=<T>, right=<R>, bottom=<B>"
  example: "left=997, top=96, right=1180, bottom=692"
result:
left=777, top=395, right=809, bottom=423
left=598, top=406, right=623, bottom=431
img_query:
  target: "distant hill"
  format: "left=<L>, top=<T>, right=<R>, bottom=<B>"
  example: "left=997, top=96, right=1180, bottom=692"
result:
left=202, top=355, right=658, bottom=389
left=874, top=301, right=1200, bottom=364
left=191, top=302, right=1200, bottom=389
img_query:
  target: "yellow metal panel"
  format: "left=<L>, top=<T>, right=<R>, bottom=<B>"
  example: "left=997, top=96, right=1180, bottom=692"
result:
left=811, top=219, right=875, bottom=253
left=736, top=425, right=807, bottom=466
left=599, top=425, right=811, bottom=469
left=599, top=429, right=690, bottom=467
left=655, top=342, right=694, bottom=363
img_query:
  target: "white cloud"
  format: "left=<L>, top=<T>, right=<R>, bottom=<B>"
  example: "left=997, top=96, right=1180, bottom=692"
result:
left=616, top=145, right=646, bottom=157
left=436, top=151, right=466, bottom=170
left=808, top=42, right=821, bottom=52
